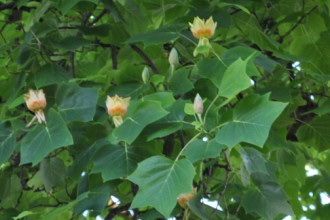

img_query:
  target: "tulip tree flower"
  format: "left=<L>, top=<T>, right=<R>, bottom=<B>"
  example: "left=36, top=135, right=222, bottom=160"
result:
left=189, top=16, right=217, bottom=39
left=24, top=89, right=47, bottom=127
left=106, top=95, right=130, bottom=127
left=177, top=192, right=194, bottom=208
left=189, top=16, right=217, bottom=57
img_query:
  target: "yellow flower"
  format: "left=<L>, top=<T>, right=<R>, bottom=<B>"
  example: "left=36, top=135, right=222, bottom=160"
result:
left=177, top=192, right=195, bottom=208
left=24, top=89, right=47, bottom=126
left=189, top=16, right=217, bottom=39
left=106, top=95, right=130, bottom=127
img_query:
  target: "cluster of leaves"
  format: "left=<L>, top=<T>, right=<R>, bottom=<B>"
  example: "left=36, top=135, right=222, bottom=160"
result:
left=0, top=0, right=329, bottom=219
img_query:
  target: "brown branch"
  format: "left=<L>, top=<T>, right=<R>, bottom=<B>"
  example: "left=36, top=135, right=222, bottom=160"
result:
left=130, top=44, right=161, bottom=74
left=279, top=5, right=318, bottom=42
left=93, top=40, right=119, bottom=70
left=70, top=52, right=75, bottom=77
left=90, top=8, right=109, bottom=25
left=178, top=130, right=185, bottom=147
left=111, top=44, right=118, bottom=70
left=0, top=2, right=15, bottom=10
left=212, top=149, right=231, bottom=216
left=0, top=2, right=35, bottom=12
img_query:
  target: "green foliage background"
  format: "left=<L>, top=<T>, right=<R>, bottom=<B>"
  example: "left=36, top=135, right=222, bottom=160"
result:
left=0, top=0, right=329, bottom=219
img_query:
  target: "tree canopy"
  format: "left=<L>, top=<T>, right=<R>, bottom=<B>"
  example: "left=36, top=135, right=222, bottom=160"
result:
left=0, top=0, right=329, bottom=219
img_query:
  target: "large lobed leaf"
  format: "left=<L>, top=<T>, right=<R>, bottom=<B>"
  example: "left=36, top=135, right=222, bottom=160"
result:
left=216, top=93, right=287, bottom=148
left=20, top=109, right=73, bottom=165
left=111, top=100, right=169, bottom=144
left=0, top=122, right=15, bottom=165
left=56, top=83, right=98, bottom=123
left=197, top=57, right=252, bottom=99
left=128, top=156, right=195, bottom=217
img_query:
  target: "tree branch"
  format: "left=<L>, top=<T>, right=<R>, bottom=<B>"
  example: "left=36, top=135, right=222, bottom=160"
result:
left=130, top=44, right=161, bottom=74
left=90, top=8, right=109, bottom=25
left=279, top=5, right=318, bottom=42
left=70, top=52, right=75, bottom=77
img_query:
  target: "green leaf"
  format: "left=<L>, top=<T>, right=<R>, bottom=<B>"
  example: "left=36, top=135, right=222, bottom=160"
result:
left=197, top=57, right=252, bottom=98
left=126, top=24, right=185, bottom=47
left=59, top=0, right=97, bottom=14
left=40, top=157, right=66, bottom=192
left=240, top=147, right=268, bottom=175
left=91, top=144, right=147, bottom=181
left=34, top=64, right=70, bottom=88
left=296, top=115, right=330, bottom=151
left=241, top=182, right=293, bottom=220
left=169, top=68, right=194, bottom=95
left=74, top=181, right=114, bottom=214
left=145, top=99, right=187, bottom=141
left=233, top=13, right=278, bottom=51
left=216, top=94, right=287, bottom=148
left=221, top=46, right=261, bottom=76
left=20, top=109, right=73, bottom=165
left=187, top=192, right=234, bottom=220
left=143, top=92, right=175, bottom=108
left=0, top=122, right=15, bottom=165
left=68, top=139, right=109, bottom=179
left=111, top=100, right=169, bottom=144
left=52, top=36, right=91, bottom=51
left=41, top=192, right=88, bottom=220
left=128, top=156, right=195, bottom=217
left=184, top=103, right=195, bottom=115
left=0, top=174, right=22, bottom=208
left=218, top=58, right=252, bottom=98
left=13, top=211, right=35, bottom=220
left=183, top=139, right=226, bottom=163
left=56, top=83, right=98, bottom=123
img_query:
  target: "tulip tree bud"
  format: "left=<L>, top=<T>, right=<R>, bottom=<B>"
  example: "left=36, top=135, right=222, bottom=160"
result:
left=193, top=38, right=212, bottom=57
left=141, top=66, right=150, bottom=84
left=168, top=48, right=179, bottom=66
left=194, top=93, right=203, bottom=115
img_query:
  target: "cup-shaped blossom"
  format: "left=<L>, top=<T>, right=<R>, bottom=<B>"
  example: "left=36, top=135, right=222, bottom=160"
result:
left=24, top=89, right=47, bottom=126
left=106, top=95, right=130, bottom=127
left=177, top=192, right=195, bottom=208
left=189, top=16, right=217, bottom=39
left=194, top=93, right=204, bottom=115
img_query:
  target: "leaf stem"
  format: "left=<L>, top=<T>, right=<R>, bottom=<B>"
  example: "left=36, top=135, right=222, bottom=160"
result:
left=174, top=132, right=201, bottom=162
left=212, top=50, right=227, bottom=67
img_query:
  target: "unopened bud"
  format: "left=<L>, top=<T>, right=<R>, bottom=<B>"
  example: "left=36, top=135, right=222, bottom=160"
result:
left=168, top=48, right=179, bottom=66
left=141, top=66, right=150, bottom=84
left=193, top=38, right=212, bottom=57
left=194, top=93, right=203, bottom=115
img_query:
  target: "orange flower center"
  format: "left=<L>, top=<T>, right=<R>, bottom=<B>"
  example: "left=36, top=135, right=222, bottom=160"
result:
left=178, top=193, right=194, bottom=208
left=108, top=104, right=127, bottom=116
left=29, top=99, right=46, bottom=112
left=193, top=28, right=213, bottom=39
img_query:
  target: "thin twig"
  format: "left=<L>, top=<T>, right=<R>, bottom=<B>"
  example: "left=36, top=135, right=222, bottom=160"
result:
left=110, top=44, right=118, bottom=70
left=279, top=5, right=318, bottom=42
left=130, top=44, right=161, bottom=74
left=212, top=149, right=231, bottom=216
left=70, top=52, right=75, bottom=77
left=90, top=9, right=109, bottom=25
